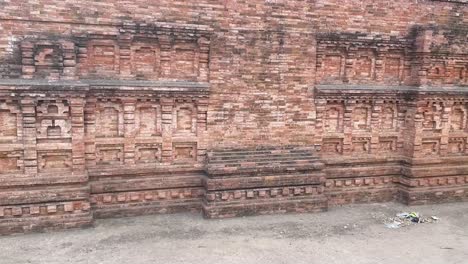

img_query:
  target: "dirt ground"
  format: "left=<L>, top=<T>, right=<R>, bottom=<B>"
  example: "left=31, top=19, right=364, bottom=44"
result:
left=0, top=202, right=467, bottom=264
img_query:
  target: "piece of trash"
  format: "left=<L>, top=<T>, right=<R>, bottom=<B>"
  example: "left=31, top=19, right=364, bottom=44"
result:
left=396, top=212, right=420, bottom=222
left=396, top=212, right=409, bottom=218
left=408, top=212, right=419, bottom=218
left=385, top=212, right=439, bottom=228
left=385, top=220, right=402, bottom=229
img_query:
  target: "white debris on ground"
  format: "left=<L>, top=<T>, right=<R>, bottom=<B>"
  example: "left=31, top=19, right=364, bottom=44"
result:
left=384, top=212, right=440, bottom=229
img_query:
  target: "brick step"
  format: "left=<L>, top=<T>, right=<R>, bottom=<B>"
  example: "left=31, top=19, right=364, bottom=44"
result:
left=0, top=212, right=93, bottom=235
left=210, top=145, right=310, bottom=152
left=93, top=200, right=202, bottom=219
left=208, top=149, right=315, bottom=157
left=207, top=153, right=317, bottom=162
left=203, top=196, right=328, bottom=219
left=207, top=155, right=320, bottom=164
left=207, top=164, right=323, bottom=176
left=209, top=152, right=314, bottom=159
left=0, top=185, right=89, bottom=206
left=89, top=172, right=204, bottom=181
left=208, top=159, right=320, bottom=167
left=203, top=173, right=326, bottom=190
left=90, top=174, right=203, bottom=193
left=88, top=166, right=204, bottom=178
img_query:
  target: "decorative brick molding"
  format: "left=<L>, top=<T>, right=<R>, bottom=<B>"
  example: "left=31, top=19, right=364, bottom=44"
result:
left=17, top=23, right=212, bottom=82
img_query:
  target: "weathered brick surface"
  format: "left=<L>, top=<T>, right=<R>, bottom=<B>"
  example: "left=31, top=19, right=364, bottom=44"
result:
left=203, top=147, right=327, bottom=218
left=0, top=0, right=466, bottom=234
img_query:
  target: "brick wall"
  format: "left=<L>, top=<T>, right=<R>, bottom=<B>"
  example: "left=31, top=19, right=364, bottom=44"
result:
left=0, top=0, right=466, bottom=146
left=0, top=0, right=466, bottom=233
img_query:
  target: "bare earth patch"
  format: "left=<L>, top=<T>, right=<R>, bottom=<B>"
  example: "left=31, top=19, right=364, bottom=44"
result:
left=1, top=202, right=467, bottom=264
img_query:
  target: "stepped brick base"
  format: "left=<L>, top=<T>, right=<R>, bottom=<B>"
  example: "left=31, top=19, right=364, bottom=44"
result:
left=203, top=147, right=328, bottom=218
left=89, top=167, right=205, bottom=218
left=1, top=144, right=468, bottom=235
left=0, top=174, right=93, bottom=234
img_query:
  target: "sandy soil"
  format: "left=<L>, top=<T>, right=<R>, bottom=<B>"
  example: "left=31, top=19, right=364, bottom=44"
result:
left=1, top=202, right=467, bottom=264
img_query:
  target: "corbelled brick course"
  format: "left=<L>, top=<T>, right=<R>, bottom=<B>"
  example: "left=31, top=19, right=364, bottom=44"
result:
left=0, top=0, right=466, bottom=234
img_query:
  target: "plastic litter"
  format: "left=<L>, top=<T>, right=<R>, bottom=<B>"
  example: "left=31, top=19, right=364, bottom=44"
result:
left=396, top=212, right=409, bottom=218
left=384, top=212, right=439, bottom=229
left=385, top=221, right=402, bottom=229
